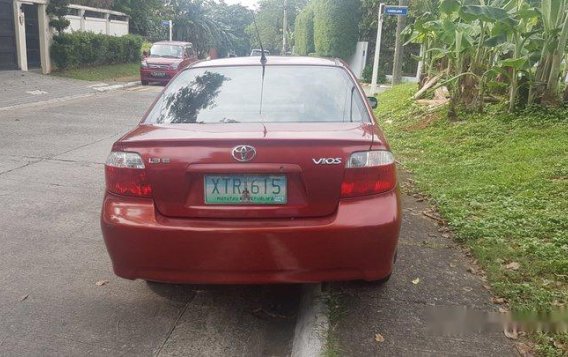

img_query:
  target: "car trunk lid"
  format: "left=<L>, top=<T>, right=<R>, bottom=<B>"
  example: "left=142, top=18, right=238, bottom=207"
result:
left=115, top=122, right=379, bottom=219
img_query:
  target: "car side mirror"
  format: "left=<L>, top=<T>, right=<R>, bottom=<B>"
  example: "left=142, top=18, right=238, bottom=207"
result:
left=367, top=96, right=378, bottom=109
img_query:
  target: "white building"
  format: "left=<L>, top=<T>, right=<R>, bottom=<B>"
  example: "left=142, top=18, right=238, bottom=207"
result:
left=0, top=0, right=128, bottom=74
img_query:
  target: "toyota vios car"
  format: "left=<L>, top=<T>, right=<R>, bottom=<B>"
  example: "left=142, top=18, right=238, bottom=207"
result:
left=140, top=41, right=198, bottom=85
left=101, top=56, right=401, bottom=284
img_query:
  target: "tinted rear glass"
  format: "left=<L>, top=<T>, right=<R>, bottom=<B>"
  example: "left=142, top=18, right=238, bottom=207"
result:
left=145, top=65, right=369, bottom=124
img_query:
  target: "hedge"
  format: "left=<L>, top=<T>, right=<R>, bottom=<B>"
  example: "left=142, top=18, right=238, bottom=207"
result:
left=294, top=5, right=315, bottom=56
left=50, top=32, right=143, bottom=70
left=313, top=0, right=360, bottom=61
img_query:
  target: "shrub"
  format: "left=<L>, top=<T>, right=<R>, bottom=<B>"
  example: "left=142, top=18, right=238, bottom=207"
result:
left=313, top=0, right=360, bottom=61
left=294, top=6, right=315, bottom=56
left=50, top=32, right=143, bottom=70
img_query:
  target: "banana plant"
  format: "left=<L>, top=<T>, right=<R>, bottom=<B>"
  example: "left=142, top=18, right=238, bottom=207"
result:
left=403, top=0, right=567, bottom=113
left=542, top=0, right=568, bottom=100
left=535, top=0, right=568, bottom=104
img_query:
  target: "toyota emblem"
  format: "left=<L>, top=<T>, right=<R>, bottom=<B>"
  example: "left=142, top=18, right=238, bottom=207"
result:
left=232, top=145, right=256, bottom=162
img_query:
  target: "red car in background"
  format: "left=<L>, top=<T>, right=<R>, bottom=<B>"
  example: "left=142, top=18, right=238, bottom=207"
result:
left=140, top=41, right=198, bottom=85
left=102, top=56, right=401, bottom=284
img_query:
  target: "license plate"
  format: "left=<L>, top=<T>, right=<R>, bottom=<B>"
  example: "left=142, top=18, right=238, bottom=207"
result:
left=204, top=175, right=287, bottom=205
left=151, top=71, right=166, bottom=77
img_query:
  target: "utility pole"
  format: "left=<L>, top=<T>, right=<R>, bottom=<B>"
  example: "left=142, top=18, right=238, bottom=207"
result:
left=392, top=0, right=408, bottom=85
left=371, top=3, right=385, bottom=95
left=282, top=0, right=288, bottom=55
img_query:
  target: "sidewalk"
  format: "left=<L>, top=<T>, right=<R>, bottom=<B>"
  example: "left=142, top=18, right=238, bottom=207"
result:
left=328, top=172, right=519, bottom=356
left=0, top=71, right=138, bottom=111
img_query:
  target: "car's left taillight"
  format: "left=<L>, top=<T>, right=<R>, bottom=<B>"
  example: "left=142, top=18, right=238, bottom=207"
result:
left=105, top=151, right=152, bottom=198
left=341, top=150, right=397, bottom=198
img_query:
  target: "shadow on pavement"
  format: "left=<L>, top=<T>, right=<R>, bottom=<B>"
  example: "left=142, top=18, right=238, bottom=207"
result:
left=146, top=281, right=301, bottom=321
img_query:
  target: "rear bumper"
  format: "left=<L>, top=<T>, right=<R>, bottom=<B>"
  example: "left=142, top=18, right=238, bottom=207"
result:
left=140, top=68, right=178, bottom=83
left=101, top=190, right=401, bottom=284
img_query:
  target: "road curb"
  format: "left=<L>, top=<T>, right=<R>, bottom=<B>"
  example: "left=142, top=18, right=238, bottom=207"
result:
left=93, top=81, right=141, bottom=92
left=291, top=284, right=329, bottom=357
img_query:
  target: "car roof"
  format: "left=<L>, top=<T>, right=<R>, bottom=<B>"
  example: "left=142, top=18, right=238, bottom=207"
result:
left=153, top=41, right=192, bottom=46
left=192, top=56, right=344, bottom=68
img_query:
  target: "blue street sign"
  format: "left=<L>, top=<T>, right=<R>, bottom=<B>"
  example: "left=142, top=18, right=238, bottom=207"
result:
left=384, top=6, right=408, bottom=16
left=161, top=20, right=170, bottom=27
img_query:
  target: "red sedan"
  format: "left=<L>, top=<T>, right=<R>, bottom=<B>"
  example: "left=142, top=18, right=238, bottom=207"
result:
left=102, top=56, right=401, bottom=284
left=140, top=41, right=198, bottom=85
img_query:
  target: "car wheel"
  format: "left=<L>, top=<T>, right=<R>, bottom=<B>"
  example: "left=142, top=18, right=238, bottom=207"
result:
left=141, top=80, right=149, bottom=86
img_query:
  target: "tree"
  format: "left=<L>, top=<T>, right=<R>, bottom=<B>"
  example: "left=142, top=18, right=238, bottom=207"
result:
left=169, top=0, right=235, bottom=57
left=47, top=0, right=71, bottom=35
left=313, top=0, right=361, bottom=60
left=246, top=0, right=308, bottom=54
left=208, top=1, right=254, bottom=56
left=112, top=0, right=165, bottom=37
left=294, top=4, right=315, bottom=55
left=392, top=0, right=409, bottom=85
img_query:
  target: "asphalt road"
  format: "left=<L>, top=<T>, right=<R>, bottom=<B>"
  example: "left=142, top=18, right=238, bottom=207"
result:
left=0, top=86, right=300, bottom=356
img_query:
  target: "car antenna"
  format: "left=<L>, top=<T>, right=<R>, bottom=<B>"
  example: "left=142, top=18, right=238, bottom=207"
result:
left=252, top=12, right=267, bottom=115
left=252, top=13, right=267, bottom=66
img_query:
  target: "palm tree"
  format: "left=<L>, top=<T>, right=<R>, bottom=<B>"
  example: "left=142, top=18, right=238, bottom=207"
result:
left=170, top=0, right=235, bottom=57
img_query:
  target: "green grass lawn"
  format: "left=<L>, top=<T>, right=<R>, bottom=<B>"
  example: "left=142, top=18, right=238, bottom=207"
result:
left=51, top=62, right=140, bottom=82
left=377, top=84, right=568, bottom=355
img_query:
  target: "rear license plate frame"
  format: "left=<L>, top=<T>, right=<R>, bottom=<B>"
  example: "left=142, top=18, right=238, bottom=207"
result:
left=204, top=174, right=287, bottom=205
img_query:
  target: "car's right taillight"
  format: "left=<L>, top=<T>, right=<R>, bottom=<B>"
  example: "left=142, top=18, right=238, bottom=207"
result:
left=105, top=151, right=152, bottom=198
left=341, top=150, right=397, bottom=198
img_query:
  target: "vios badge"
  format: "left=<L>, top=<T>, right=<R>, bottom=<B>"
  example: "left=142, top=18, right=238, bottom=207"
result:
left=313, top=158, right=342, bottom=165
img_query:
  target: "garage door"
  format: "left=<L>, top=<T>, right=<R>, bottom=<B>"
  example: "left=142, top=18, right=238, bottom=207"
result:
left=0, top=0, right=18, bottom=70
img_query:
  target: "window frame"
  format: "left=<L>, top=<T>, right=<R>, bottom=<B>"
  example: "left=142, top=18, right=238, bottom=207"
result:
left=143, top=64, right=373, bottom=125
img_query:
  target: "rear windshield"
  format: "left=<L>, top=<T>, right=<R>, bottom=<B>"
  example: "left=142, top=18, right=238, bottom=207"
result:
left=145, top=65, right=369, bottom=124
